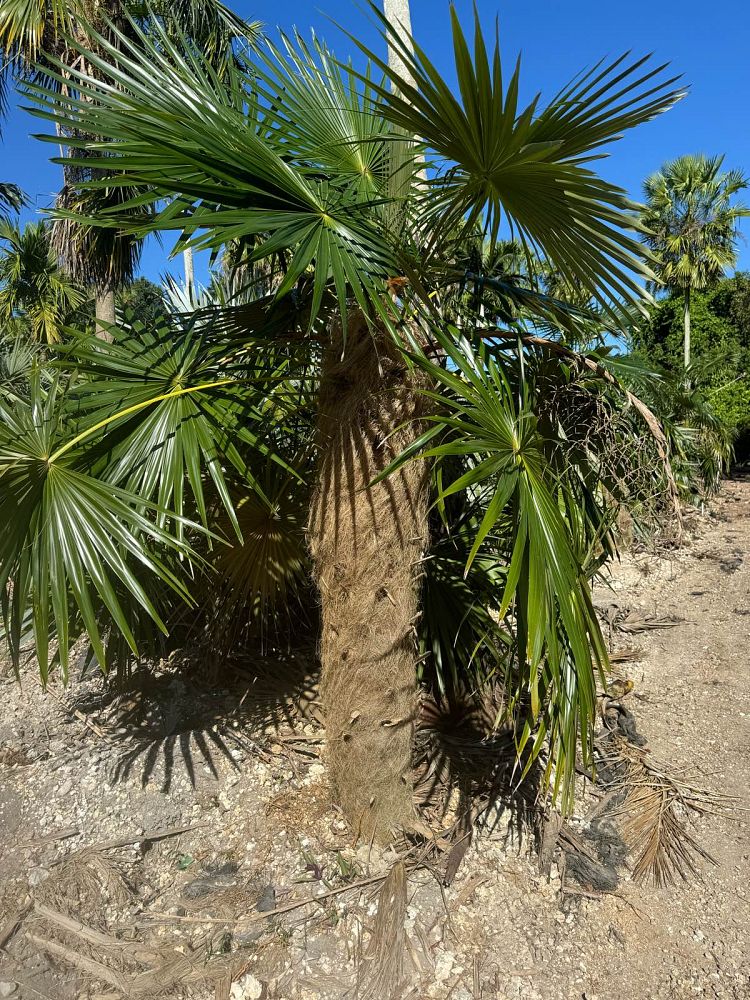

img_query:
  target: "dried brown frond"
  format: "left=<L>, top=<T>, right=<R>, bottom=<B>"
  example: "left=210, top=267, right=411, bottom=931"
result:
left=35, top=845, right=134, bottom=910
left=356, top=862, right=409, bottom=1000
left=601, top=737, right=733, bottom=886
left=51, top=182, right=142, bottom=288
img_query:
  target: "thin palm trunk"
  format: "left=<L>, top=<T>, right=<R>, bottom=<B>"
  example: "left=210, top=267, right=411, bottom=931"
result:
left=384, top=0, right=416, bottom=85
left=95, top=283, right=115, bottom=341
left=683, top=286, right=691, bottom=369
left=309, top=314, right=429, bottom=842
left=183, top=246, right=195, bottom=289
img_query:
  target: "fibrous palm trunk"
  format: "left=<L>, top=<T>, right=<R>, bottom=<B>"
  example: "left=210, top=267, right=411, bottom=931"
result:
left=309, top=313, right=429, bottom=842
left=683, top=287, right=691, bottom=370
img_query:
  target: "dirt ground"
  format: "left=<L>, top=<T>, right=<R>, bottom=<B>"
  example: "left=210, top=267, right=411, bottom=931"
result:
left=0, top=480, right=748, bottom=1000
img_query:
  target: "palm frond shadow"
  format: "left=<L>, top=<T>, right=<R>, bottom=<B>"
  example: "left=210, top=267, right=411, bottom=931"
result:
left=72, top=650, right=321, bottom=793
left=414, top=692, right=540, bottom=850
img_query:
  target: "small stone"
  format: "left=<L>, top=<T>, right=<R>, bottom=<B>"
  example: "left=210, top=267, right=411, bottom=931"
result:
left=0, top=983, right=16, bottom=997
left=28, top=867, right=49, bottom=887
left=234, top=921, right=263, bottom=948
left=255, top=885, right=276, bottom=913
left=230, top=972, right=263, bottom=1000
left=434, top=952, right=455, bottom=983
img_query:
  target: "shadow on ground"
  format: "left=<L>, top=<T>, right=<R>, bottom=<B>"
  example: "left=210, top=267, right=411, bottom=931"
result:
left=70, top=649, right=321, bottom=792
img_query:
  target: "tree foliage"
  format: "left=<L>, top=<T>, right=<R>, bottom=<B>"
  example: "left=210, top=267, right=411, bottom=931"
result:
left=633, top=274, right=750, bottom=458
left=0, top=218, right=84, bottom=342
left=642, top=155, right=748, bottom=294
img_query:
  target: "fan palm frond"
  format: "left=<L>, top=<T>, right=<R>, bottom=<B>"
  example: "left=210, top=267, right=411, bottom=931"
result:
left=0, top=182, right=27, bottom=220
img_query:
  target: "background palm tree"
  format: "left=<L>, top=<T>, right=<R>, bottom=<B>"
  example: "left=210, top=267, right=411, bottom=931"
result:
left=0, top=0, right=257, bottom=332
left=0, top=218, right=84, bottom=342
left=641, top=154, right=749, bottom=368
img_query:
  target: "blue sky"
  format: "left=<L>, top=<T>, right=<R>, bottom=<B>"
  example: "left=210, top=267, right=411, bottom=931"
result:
left=2, top=0, right=749, bottom=285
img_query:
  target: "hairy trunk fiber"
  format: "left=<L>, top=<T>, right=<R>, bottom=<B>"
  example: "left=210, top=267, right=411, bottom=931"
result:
left=309, top=313, right=429, bottom=842
left=95, top=284, right=115, bottom=341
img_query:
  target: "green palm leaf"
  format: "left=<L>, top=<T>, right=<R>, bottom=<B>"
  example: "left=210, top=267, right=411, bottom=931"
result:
left=0, top=374, right=202, bottom=680
left=26, top=15, right=397, bottom=326
left=377, top=328, right=608, bottom=806
left=349, top=3, right=686, bottom=319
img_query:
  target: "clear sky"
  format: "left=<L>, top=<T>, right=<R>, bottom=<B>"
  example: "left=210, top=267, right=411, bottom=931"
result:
left=2, top=0, right=749, bottom=285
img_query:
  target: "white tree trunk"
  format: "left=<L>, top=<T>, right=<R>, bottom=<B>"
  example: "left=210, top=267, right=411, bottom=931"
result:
left=383, top=0, right=417, bottom=90
left=183, top=246, right=195, bottom=290
left=683, top=287, right=691, bottom=370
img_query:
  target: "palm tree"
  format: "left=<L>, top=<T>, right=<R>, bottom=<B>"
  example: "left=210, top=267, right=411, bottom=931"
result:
left=0, top=0, right=256, bottom=334
left=13, top=8, right=685, bottom=839
left=0, top=183, right=26, bottom=221
left=0, top=219, right=84, bottom=342
left=642, top=154, right=749, bottom=368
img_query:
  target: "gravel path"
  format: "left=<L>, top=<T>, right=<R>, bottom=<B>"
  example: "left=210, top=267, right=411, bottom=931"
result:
left=0, top=481, right=748, bottom=999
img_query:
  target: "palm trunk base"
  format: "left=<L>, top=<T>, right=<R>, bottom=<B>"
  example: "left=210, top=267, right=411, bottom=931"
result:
left=310, top=313, right=429, bottom=842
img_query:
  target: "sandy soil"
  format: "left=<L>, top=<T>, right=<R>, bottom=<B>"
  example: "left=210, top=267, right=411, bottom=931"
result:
left=0, top=481, right=748, bottom=1000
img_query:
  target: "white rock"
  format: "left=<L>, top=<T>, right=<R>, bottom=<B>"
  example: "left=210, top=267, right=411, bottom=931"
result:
left=230, top=972, right=263, bottom=1000
left=434, top=951, right=455, bottom=982
left=0, top=983, right=16, bottom=997
left=28, top=867, right=49, bottom=887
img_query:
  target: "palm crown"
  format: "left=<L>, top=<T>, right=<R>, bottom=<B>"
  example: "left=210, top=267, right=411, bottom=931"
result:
left=642, top=153, right=748, bottom=292
left=641, top=153, right=748, bottom=368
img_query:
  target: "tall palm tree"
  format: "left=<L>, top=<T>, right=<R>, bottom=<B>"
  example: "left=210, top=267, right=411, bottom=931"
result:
left=18, top=7, right=684, bottom=839
left=0, top=218, right=84, bottom=342
left=642, top=154, right=749, bottom=368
